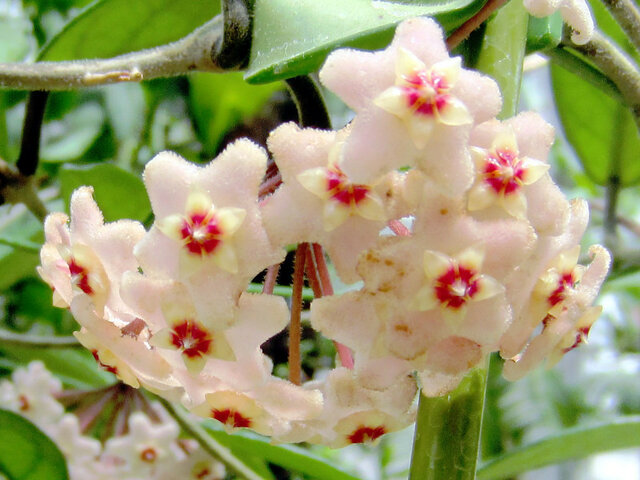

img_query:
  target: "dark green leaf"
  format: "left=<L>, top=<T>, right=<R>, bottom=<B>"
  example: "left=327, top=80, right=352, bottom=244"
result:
left=478, top=417, right=640, bottom=479
left=204, top=424, right=360, bottom=480
left=551, top=64, right=640, bottom=186
left=0, top=409, right=69, bottom=480
left=189, top=72, right=282, bottom=154
left=246, top=0, right=487, bottom=84
left=38, top=0, right=221, bottom=61
left=59, top=163, right=151, bottom=222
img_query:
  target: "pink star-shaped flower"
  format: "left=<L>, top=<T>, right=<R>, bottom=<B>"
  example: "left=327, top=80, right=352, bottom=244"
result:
left=319, top=17, right=501, bottom=194
left=135, top=141, right=284, bottom=326
left=262, top=123, right=406, bottom=284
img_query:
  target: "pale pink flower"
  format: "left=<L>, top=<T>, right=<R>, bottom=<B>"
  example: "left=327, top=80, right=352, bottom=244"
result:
left=319, top=17, right=501, bottom=192
left=502, top=244, right=610, bottom=380
left=38, top=186, right=145, bottom=315
left=469, top=113, right=568, bottom=233
left=262, top=123, right=406, bottom=283
left=135, top=142, right=284, bottom=327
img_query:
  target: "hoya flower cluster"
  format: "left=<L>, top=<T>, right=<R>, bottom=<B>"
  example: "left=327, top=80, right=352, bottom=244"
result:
left=38, top=18, right=609, bottom=446
left=0, top=362, right=225, bottom=480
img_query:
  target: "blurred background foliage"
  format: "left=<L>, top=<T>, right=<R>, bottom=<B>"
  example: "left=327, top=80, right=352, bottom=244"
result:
left=0, top=0, right=639, bottom=479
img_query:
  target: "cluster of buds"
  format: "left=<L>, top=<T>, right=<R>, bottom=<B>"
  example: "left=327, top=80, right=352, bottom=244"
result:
left=38, top=18, right=609, bottom=446
left=0, top=362, right=225, bottom=479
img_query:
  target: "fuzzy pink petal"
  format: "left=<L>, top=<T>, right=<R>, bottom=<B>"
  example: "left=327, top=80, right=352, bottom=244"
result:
left=143, top=151, right=199, bottom=220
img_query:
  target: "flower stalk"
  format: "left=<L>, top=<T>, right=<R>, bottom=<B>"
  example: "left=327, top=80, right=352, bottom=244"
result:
left=409, top=365, right=488, bottom=480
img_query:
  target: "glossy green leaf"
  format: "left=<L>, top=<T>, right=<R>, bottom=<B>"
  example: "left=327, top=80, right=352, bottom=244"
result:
left=477, top=417, right=640, bottom=479
left=246, top=0, right=487, bottom=84
left=38, top=0, right=221, bottom=61
left=41, top=102, right=105, bottom=163
left=0, top=409, right=69, bottom=480
left=189, top=72, right=283, bottom=155
left=59, top=163, right=151, bottom=222
left=204, top=424, right=360, bottom=480
left=551, top=64, right=640, bottom=186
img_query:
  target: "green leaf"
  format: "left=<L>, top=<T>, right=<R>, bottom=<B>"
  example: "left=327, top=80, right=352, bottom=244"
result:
left=38, top=0, right=221, bottom=61
left=189, top=72, right=283, bottom=155
left=40, top=102, right=105, bottom=163
left=477, top=417, right=640, bottom=479
left=551, top=64, right=640, bottom=186
left=0, top=409, right=69, bottom=480
left=0, top=9, right=33, bottom=63
left=246, top=0, right=487, bottom=84
left=204, top=424, right=360, bottom=480
left=59, top=163, right=152, bottom=222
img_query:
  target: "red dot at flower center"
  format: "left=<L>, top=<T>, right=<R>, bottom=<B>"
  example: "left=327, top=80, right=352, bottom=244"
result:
left=326, top=167, right=370, bottom=207
left=68, top=258, right=93, bottom=295
left=433, top=264, right=480, bottom=309
left=402, top=70, right=450, bottom=116
left=211, top=408, right=252, bottom=428
left=140, top=447, right=158, bottom=463
left=170, top=320, right=213, bottom=359
left=348, top=425, right=387, bottom=444
left=180, top=211, right=223, bottom=256
left=562, top=326, right=591, bottom=353
left=548, top=271, right=578, bottom=307
left=483, top=149, right=525, bottom=196
left=91, top=349, right=119, bottom=375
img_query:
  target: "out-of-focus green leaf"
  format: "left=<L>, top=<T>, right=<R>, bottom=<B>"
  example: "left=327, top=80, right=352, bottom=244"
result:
left=0, top=346, right=113, bottom=389
left=204, top=423, right=360, bottom=480
left=189, top=72, right=282, bottom=154
left=0, top=409, right=69, bottom=480
left=0, top=7, right=33, bottom=63
left=551, top=65, right=640, bottom=186
left=59, top=163, right=151, bottom=222
left=246, top=0, right=487, bottom=84
left=478, top=417, right=640, bottom=479
left=103, top=83, right=146, bottom=142
left=41, top=102, right=105, bottom=163
left=38, top=0, right=221, bottom=61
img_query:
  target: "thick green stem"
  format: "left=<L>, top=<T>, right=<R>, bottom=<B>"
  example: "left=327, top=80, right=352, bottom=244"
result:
left=409, top=365, right=489, bottom=480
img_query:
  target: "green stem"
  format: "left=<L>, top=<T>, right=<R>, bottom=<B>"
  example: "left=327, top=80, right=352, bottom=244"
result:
left=545, top=46, right=624, bottom=103
left=409, top=365, right=489, bottom=480
left=0, top=329, right=80, bottom=348
left=158, top=397, right=266, bottom=480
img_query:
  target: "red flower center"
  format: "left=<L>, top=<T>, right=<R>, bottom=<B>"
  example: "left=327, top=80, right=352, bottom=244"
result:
left=68, top=258, right=93, bottom=295
left=170, top=320, right=213, bottom=359
left=348, top=425, right=387, bottom=444
left=140, top=447, right=157, bottom=463
left=18, top=395, right=30, bottom=412
left=562, top=326, right=591, bottom=354
left=91, top=349, right=119, bottom=375
left=548, top=271, right=578, bottom=307
left=326, top=166, right=370, bottom=207
left=434, top=264, right=480, bottom=309
left=402, top=70, right=450, bottom=116
left=180, top=211, right=223, bottom=256
left=211, top=408, right=252, bottom=428
left=483, top=149, right=525, bottom=196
